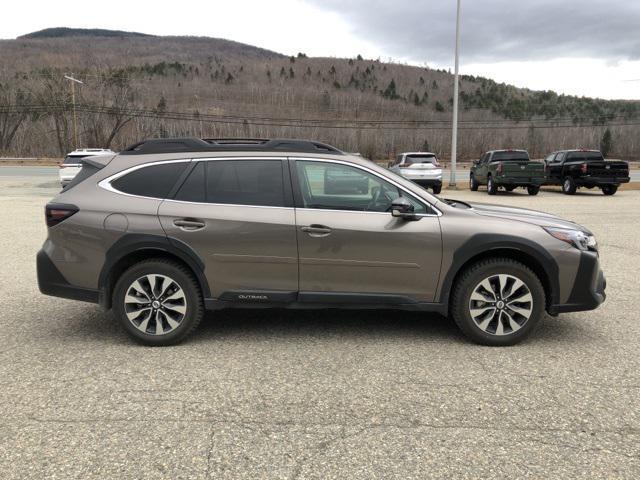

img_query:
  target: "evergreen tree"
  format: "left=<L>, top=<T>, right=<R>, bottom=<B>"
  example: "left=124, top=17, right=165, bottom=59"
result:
left=600, top=128, right=613, bottom=156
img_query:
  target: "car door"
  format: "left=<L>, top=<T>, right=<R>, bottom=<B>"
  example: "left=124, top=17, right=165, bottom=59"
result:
left=291, top=158, right=442, bottom=303
left=157, top=157, right=298, bottom=301
left=477, top=153, right=489, bottom=183
left=547, top=152, right=564, bottom=182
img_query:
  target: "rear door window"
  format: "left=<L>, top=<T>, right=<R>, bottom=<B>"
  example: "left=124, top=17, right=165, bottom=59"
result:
left=111, top=162, right=189, bottom=199
left=174, top=159, right=286, bottom=207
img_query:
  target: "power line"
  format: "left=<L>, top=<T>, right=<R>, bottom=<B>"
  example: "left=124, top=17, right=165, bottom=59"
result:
left=2, top=104, right=639, bottom=131
left=2, top=103, right=637, bottom=126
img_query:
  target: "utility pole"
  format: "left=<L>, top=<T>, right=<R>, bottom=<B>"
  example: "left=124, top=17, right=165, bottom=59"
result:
left=64, top=75, right=84, bottom=149
left=448, top=0, right=461, bottom=188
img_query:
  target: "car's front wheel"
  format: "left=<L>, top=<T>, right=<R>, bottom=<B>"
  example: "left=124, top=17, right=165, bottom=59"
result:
left=527, top=186, right=540, bottom=195
left=432, top=185, right=442, bottom=194
left=487, top=176, right=498, bottom=195
left=469, top=174, right=479, bottom=191
left=113, top=258, right=204, bottom=346
left=451, top=258, right=545, bottom=346
left=601, top=185, right=618, bottom=195
left=562, top=177, right=577, bottom=195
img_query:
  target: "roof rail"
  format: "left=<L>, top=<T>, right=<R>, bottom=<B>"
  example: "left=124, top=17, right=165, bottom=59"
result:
left=120, top=137, right=344, bottom=155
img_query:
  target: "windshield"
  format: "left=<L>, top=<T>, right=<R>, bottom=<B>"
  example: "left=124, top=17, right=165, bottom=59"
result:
left=405, top=154, right=437, bottom=165
left=566, top=151, right=604, bottom=162
left=491, top=151, right=529, bottom=162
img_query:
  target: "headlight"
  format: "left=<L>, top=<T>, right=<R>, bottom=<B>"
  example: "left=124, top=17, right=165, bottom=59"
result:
left=544, top=227, right=597, bottom=251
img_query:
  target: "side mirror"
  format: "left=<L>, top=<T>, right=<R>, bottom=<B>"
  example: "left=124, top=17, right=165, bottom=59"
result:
left=391, top=197, right=416, bottom=220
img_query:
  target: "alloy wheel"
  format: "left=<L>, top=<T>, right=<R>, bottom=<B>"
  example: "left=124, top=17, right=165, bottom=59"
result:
left=468, top=274, right=533, bottom=336
left=124, top=274, right=187, bottom=335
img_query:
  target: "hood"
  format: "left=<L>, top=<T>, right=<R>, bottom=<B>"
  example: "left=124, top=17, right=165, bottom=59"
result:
left=455, top=200, right=592, bottom=233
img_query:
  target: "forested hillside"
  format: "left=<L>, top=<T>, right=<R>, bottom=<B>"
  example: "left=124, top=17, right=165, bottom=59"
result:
left=1, top=28, right=639, bottom=159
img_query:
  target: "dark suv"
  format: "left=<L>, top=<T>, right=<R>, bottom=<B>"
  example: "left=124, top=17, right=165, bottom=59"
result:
left=38, top=138, right=606, bottom=346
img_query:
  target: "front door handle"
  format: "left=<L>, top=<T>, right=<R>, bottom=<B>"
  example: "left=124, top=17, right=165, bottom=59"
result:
left=173, top=218, right=206, bottom=231
left=301, top=224, right=332, bottom=237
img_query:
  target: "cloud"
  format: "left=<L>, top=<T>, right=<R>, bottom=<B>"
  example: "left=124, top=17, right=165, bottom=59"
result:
left=304, top=0, right=640, bottom=64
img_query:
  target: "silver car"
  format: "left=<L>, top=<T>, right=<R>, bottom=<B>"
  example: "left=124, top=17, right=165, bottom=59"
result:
left=38, top=138, right=606, bottom=346
left=389, top=152, right=443, bottom=194
left=59, top=148, right=114, bottom=187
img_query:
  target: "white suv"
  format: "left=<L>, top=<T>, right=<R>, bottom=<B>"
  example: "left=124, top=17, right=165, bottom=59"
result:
left=389, top=152, right=443, bottom=194
left=59, top=149, right=114, bottom=187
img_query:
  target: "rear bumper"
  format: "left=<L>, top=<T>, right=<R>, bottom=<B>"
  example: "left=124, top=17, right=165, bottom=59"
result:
left=548, top=251, right=606, bottom=314
left=575, top=176, right=630, bottom=186
left=495, top=176, right=545, bottom=186
left=37, top=249, right=99, bottom=304
left=409, top=179, right=442, bottom=188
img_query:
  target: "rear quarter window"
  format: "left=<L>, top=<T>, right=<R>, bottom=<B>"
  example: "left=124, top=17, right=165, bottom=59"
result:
left=111, top=162, right=188, bottom=199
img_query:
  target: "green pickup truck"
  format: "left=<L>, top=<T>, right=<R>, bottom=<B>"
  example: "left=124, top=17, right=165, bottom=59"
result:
left=470, top=149, right=545, bottom=195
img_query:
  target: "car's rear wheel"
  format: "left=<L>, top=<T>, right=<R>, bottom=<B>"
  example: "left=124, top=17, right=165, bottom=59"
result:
left=562, top=177, right=577, bottom=195
left=432, top=185, right=442, bottom=194
left=113, top=259, right=203, bottom=346
left=527, top=186, right=540, bottom=195
left=601, top=185, right=618, bottom=195
left=487, top=176, right=498, bottom=195
left=451, top=258, right=545, bottom=346
left=469, top=174, right=479, bottom=191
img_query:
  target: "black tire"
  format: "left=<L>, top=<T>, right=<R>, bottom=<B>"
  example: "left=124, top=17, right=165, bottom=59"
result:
left=487, top=176, right=498, bottom=195
left=432, top=185, right=442, bottom=194
left=527, top=186, right=540, bottom=196
left=562, top=176, right=577, bottom=195
left=469, top=174, right=479, bottom=191
left=450, top=258, right=545, bottom=346
left=601, top=185, right=618, bottom=195
left=113, top=258, right=204, bottom=346
left=505, top=186, right=516, bottom=192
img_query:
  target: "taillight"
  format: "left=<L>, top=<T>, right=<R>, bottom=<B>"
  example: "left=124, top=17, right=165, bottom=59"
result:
left=433, top=160, right=440, bottom=167
left=581, top=163, right=587, bottom=173
left=45, top=203, right=78, bottom=227
left=496, top=163, right=503, bottom=173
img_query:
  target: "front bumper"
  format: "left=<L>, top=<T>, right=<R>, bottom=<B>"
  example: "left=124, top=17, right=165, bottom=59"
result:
left=548, top=250, right=606, bottom=314
left=37, top=249, right=99, bottom=303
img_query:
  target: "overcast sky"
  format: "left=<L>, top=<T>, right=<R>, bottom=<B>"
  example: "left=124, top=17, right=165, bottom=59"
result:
left=3, top=0, right=640, bottom=99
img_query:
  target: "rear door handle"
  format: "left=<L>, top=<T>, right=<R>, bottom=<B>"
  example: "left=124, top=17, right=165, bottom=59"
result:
left=173, top=219, right=206, bottom=231
left=301, top=224, right=332, bottom=237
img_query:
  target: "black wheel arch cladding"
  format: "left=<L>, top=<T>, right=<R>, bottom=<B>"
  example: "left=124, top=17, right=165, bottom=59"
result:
left=438, top=234, right=560, bottom=308
left=98, top=233, right=211, bottom=309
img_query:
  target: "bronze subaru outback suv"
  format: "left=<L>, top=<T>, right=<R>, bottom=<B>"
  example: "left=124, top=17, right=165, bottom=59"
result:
left=37, top=138, right=606, bottom=346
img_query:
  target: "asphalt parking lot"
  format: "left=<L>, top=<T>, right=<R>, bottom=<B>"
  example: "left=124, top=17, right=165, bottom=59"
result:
left=1, top=169, right=639, bottom=479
